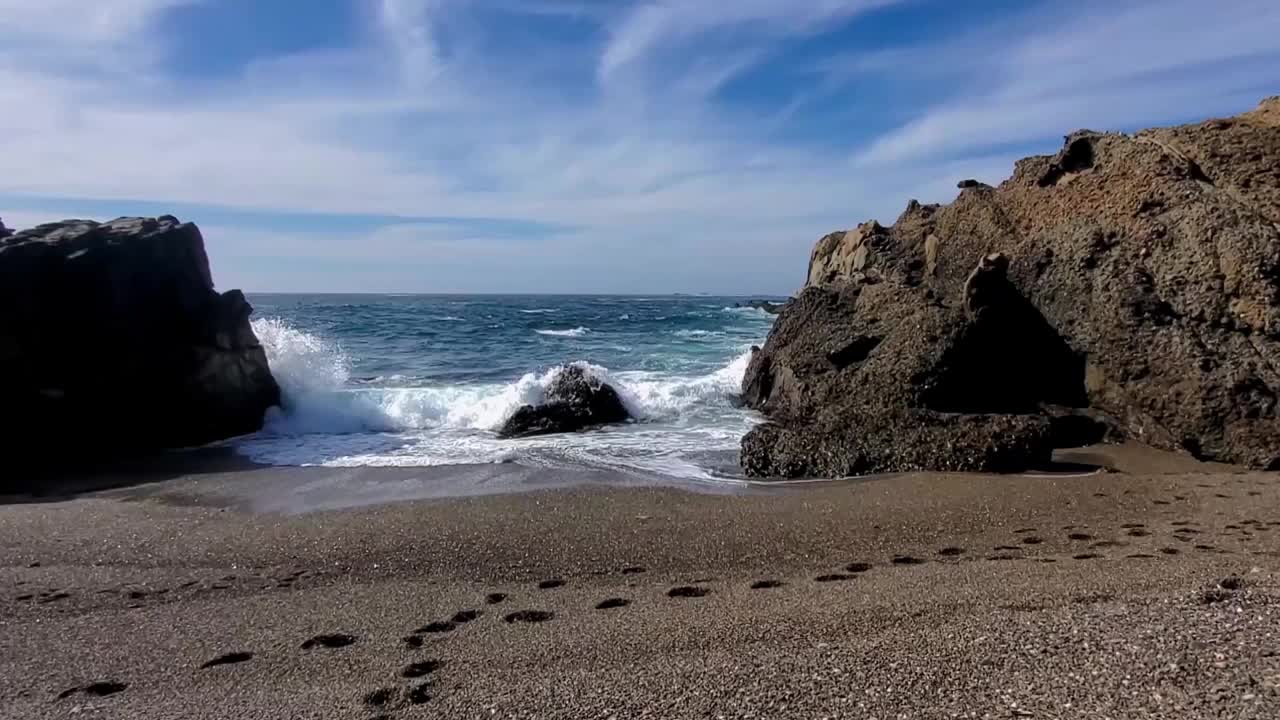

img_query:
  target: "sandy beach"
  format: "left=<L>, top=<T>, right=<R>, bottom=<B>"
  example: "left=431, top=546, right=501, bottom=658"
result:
left=3, top=447, right=1279, bottom=719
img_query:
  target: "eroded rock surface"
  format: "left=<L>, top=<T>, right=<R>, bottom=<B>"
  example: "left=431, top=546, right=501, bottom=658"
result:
left=744, top=98, right=1280, bottom=476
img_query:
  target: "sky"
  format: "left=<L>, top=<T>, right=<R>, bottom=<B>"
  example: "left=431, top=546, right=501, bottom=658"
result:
left=1, top=0, right=1277, bottom=295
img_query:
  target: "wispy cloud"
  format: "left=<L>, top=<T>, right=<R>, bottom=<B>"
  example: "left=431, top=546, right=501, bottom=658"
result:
left=0, top=0, right=1276, bottom=293
left=852, top=0, right=1280, bottom=168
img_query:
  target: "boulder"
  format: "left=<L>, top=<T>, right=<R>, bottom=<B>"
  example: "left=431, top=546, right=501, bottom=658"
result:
left=735, top=299, right=787, bottom=315
left=498, top=365, right=630, bottom=438
left=0, top=216, right=280, bottom=459
left=744, top=97, right=1280, bottom=476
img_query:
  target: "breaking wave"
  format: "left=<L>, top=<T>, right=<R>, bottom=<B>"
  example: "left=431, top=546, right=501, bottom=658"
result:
left=535, top=327, right=590, bottom=337
left=251, top=319, right=751, bottom=439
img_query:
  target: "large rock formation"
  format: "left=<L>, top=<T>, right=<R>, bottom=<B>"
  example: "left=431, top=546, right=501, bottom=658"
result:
left=498, top=364, right=631, bottom=438
left=0, top=216, right=280, bottom=459
left=743, top=97, right=1280, bottom=477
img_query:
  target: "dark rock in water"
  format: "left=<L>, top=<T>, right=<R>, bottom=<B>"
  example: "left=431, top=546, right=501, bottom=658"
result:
left=0, top=218, right=11, bottom=239
left=735, top=299, right=786, bottom=315
left=745, top=97, right=1280, bottom=476
left=0, top=216, right=280, bottom=461
left=498, top=365, right=630, bottom=438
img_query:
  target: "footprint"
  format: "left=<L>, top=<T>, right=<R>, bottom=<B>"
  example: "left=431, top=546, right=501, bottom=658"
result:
left=451, top=610, right=482, bottom=624
left=1067, top=533, right=1093, bottom=541
left=485, top=593, right=507, bottom=605
left=1158, top=548, right=1180, bottom=555
left=596, top=598, right=631, bottom=609
left=668, top=586, right=711, bottom=597
left=890, top=556, right=926, bottom=566
left=301, top=634, right=356, bottom=650
left=504, top=610, right=554, bottom=623
left=845, top=563, right=874, bottom=573
left=416, top=621, right=456, bottom=634
left=1121, top=523, right=1145, bottom=529
left=1072, top=553, right=1100, bottom=560
left=814, top=574, right=856, bottom=583
left=1194, top=545, right=1218, bottom=552
left=620, top=567, right=647, bottom=575
left=407, top=683, right=432, bottom=705
left=1219, top=576, right=1246, bottom=591
left=57, top=682, right=128, bottom=700
left=1153, top=500, right=1171, bottom=505
left=1126, top=529, right=1151, bottom=537
left=200, top=652, right=253, bottom=669
left=1034, top=558, right=1057, bottom=563
left=538, top=579, right=566, bottom=590
left=1013, top=528, right=1037, bottom=534
left=401, top=660, right=442, bottom=679
left=402, top=635, right=424, bottom=649
left=993, top=546, right=1022, bottom=552
left=937, top=547, right=965, bottom=557
left=363, top=688, right=399, bottom=709
left=750, top=580, right=784, bottom=589
left=1021, top=537, right=1044, bottom=545
left=38, top=592, right=70, bottom=604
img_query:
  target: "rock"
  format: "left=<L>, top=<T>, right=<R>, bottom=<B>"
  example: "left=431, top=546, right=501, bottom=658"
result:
left=746, top=97, right=1280, bottom=475
left=498, top=365, right=630, bottom=438
left=0, top=216, right=280, bottom=460
left=735, top=299, right=787, bottom=315
left=742, top=255, right=1090, bottom=477
left=0, top=218, right=11, bottom=239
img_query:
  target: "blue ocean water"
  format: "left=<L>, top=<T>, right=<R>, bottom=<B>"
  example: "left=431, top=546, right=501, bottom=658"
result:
left=233, top=294, right=778, bottom=481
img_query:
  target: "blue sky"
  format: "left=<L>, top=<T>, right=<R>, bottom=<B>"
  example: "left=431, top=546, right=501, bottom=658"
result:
left=1, top=0, right=1277, bottom=294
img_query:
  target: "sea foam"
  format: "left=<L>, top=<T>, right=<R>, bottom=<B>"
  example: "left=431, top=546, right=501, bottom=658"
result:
left=251, top=319, right=750, bottom=438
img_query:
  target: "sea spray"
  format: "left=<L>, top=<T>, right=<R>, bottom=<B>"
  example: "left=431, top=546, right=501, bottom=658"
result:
left=239, top=295, right=773, bottom=477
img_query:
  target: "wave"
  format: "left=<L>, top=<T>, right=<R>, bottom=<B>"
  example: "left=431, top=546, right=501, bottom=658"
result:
left=432, top=315, right=465, bottom=322
left=250, top=319, right=751, bottom=437
left=722, top=306, right=774, bottom=319
left=675, top=329, right=724, bottom=339
left=535, top=327, right=589, bottom=337
left=519, top=308, right=557, bottom=314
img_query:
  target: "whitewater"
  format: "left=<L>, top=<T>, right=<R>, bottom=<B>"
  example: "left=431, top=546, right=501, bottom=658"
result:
left=232, top=294, right=778, bottom=481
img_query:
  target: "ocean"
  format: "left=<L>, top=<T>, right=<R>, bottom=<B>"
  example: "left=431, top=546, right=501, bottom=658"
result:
left=232, top=294, right=779, bottom=483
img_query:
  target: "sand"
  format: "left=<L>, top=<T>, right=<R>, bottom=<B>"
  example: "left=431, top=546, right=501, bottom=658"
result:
left=2, top=445, right=1279, bottom=719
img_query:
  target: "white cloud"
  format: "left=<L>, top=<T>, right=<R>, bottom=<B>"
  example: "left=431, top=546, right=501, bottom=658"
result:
left=853, top=0, right=1280, bottom=168
left=598, top=0, right=902, bottom=83
left=0, top=0, right=1276, bottom=294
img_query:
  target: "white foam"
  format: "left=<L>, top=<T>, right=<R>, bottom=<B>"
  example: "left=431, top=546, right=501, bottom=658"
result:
left=242, top=320, right=761, bottom=477
left=675, top=329, right=724, bottom=339
left=520, top=308, right=557, bottom=314
left=722, top=306, right=774, bottom=319
left=251, top=319, right=751, bottom=436
left=433, top=315, right=464, bottom=322
left=535, top=327, right=589, bottom=337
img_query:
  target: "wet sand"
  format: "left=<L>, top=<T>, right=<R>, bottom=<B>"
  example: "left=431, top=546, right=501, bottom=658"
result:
left=2, top=447, right=1279, bottom=719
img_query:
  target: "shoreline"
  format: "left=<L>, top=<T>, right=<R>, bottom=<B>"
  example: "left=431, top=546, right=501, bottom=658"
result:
left=3, top=453, right=1278, bottom=718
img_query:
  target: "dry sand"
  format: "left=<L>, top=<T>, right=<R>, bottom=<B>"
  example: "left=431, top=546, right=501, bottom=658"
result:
left=2, top=445, right=1279, bottom=719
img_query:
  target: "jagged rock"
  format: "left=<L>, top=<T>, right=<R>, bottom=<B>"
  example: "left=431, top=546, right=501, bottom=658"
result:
left=742, top=254, right=1090, bottom=477
left=735, top=299, right=787, bottom=314
left=498, top=365, right=630, bottom=438
left=0, top=218, right=11, bottom=239
left=0, top=216, right=280, bottom=459
left=746, top=97, right=1280, bottom=475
